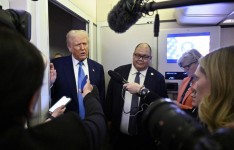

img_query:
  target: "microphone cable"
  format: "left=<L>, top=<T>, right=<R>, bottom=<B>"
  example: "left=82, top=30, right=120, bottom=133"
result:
left=121, top=86, right=149, bottom=116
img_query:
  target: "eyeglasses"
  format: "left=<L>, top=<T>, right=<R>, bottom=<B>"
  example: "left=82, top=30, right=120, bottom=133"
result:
left=133, top=53, right=151, bottom=61
left=180, top=61, right=197, bottom=70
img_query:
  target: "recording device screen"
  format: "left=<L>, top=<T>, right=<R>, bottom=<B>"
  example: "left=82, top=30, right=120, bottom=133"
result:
left=167, top=32, right=210, bottom=63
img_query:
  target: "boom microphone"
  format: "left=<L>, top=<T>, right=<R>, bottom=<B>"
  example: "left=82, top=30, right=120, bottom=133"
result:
left=107, top=0, right=142, bottom=33
left=107, top=0, right=231, bottom=34
left=108, top=70, right=128, bottom=84
left=154, top=14, right=160, bottom=37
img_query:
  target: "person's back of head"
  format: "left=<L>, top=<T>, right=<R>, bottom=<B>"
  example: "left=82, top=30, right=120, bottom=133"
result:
left=0, top=26, right=44, bottom=128
left=198, top=45, right=234, bottom=132
left=53, top=52, right=63, bottom=59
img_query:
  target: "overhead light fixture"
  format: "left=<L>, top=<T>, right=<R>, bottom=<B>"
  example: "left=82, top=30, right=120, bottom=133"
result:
left=222, top=19, right=234, bottom=24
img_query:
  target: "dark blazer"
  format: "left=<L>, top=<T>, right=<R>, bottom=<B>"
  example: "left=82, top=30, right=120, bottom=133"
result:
left=105, top=64, right=168, bottom=149
left=51, top=55, right=105, bottom=112
left=1, top=88, right=106, bottom=150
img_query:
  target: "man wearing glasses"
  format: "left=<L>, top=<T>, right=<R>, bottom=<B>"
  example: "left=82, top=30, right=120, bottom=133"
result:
left=175, top=49, right=202, bottom=110
left=105, top=43, right=168, bottom=150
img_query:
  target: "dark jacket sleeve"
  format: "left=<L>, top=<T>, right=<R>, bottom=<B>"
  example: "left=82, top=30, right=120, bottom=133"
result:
left=27, top=87, right=106, bottom=150
left=83, top=86, right=107, bottom=150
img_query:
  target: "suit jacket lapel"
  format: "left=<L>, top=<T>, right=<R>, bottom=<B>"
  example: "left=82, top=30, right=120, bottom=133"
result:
left=181, top=77, right=192, bottom=104
left=144, top=67, right=155, bottom=87
left=183, top=89, right=192, bottom=104
left=64, top=56, right=78, bottom=98
left=87, top=59, right=96, bottom=83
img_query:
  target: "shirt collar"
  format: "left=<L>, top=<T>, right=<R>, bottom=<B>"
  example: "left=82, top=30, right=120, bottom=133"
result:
left=72, top=55, right=88, bottom=67
left=130, top=64, right=148, bottom=77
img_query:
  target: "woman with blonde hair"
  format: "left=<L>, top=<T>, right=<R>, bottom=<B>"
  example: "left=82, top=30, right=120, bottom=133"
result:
left=193, top=45, right=234, bottom=132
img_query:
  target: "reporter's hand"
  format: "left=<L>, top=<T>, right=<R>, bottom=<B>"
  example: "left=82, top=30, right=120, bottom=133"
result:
left=50, top=105, right=66, bottom=117
left=123, top=82, right=142, bottom=94
left=82, top=79, right=93, bottom=97
left=45, top=105, right=65, bottom=122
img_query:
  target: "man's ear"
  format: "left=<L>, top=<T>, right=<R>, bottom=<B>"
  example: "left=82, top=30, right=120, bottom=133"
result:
left=28, top=89, right=40, bottom=116
left=67, top=44, right=72, bottom=52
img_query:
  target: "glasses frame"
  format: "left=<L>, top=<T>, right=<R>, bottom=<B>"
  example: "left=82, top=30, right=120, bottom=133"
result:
left=133, top=53, right=151, bottom=61
left=180, top=61, right=197, bottom=70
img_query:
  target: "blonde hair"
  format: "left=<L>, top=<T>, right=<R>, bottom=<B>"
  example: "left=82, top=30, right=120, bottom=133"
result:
left=198, top=45, right=234, bottom=132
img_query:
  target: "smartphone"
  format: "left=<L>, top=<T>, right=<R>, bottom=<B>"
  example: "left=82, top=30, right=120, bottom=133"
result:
left=49, top=96, right=71, bottom=112
left=81, top=75, right=88, bottom=92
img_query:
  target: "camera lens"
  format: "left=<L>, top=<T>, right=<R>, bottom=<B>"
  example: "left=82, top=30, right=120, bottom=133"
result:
left=142, top=98, right=207, bottom=150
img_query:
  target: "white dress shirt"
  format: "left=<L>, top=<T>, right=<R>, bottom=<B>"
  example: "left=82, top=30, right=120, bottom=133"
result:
left=72, top=55, right=89, bottom=93
left=120, top=65, right=147, bottom=134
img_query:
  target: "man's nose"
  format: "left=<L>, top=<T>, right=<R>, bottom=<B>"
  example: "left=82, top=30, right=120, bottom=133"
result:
left=80, top=44, right=85, bottom=49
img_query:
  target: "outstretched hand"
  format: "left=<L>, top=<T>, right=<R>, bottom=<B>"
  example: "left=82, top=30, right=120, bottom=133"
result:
left=82, top=79, right=93, bottom=97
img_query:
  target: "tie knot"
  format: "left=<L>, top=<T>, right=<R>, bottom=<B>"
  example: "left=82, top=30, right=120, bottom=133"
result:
left=78, top=61, right=83, bottom=66
left=136, top=72, right=140, bottom=76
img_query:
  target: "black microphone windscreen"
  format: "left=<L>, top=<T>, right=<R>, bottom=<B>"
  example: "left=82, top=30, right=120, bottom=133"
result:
left=0, top=9, right=31, bottom=41
left=108, top=70, right=128, bottom=84
left=107, top=0, right=142, bottom=33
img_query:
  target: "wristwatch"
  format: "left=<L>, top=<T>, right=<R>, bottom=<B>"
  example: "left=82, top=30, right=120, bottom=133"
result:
left=139, top=86, right=150, bottom=98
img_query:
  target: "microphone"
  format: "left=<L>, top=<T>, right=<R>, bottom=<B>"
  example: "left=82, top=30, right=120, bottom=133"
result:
left=107, top=0, right=225, bottom=34
left=108, top=70, right=128, bottom=84
left=107, top=0, right=142, bottom=33
left=154, top=14, right=160, bottom=37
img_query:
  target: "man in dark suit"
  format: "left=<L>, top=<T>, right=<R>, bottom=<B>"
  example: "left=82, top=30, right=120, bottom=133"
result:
left=51, top=30, right=105, bottom=115
left=105, top=43, right=168, bottom=150
left=0, top=26, right=106, bottom=150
